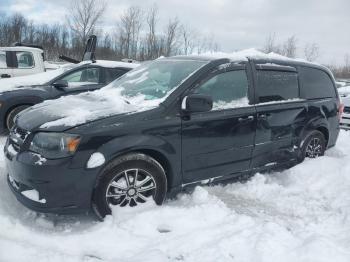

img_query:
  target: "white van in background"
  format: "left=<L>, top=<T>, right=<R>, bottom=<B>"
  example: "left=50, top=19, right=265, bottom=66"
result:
left=0, top=46, right=46, bottom=78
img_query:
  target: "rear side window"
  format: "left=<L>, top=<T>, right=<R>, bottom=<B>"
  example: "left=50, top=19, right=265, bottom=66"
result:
left=256, top=70, right=299, bottom=103
left=299, top=67, right=336, bottom=99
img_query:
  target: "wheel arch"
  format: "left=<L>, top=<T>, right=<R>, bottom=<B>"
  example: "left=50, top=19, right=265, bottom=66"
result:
left=91, top=135, right=179, bottom=191
left=101, top=149, right=174, bottom=191
left=298, top=117, right=330, bottom=148
left=316, top=126, right=329, bottom=146
left=5, top=103, right=34, bottom=129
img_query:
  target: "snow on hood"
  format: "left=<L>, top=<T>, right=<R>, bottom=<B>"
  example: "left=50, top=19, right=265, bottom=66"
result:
left=23, top=58, right=205, bottom=129
left=30, top=87, right=161, bottom=129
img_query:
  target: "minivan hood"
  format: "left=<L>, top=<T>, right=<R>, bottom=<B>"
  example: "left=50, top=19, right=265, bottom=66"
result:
left=16, top=87, right=161, bottom=132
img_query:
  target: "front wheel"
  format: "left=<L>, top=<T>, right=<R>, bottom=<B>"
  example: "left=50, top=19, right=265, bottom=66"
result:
left=92, top=153, right=167, bottom=219
left=6, top=105, right=30, bottom=130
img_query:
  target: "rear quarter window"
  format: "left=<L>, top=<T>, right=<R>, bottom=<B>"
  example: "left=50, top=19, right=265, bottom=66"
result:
left=299, top=67, right=336, bottom=99
left=256, top=70, right=299, bottom=103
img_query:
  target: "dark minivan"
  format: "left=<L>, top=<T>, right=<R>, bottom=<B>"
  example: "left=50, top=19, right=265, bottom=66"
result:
left=5, top=54, right=342, bottom=218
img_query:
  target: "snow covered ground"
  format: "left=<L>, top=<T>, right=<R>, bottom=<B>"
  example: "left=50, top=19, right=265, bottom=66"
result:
left=0, top=131, right=350, bottom=262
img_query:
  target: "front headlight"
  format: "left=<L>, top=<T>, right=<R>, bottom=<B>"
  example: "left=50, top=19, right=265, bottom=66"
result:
left=29, top=132, right=81, bottom=159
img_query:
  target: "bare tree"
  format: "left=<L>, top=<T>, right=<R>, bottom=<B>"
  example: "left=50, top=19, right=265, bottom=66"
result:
left=263, top=33, right=281, bottom=54
left=118, top=6, right=143, bottom=59
left=164, top=17, right=180, bottom=56
left=66, top=0, right=106, bottom=46
left=146, top=4, right=158, bottom=59
left=345, top=54, right=350, bottom=69
left=282, top=35, right=297, bottom=58
left=304, top=43, right=319, bottom=62
left=180, top=25, right=197, bottom=55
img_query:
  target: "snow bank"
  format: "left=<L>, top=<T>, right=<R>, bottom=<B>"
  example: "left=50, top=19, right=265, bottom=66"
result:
left=338, top=85, right=350, bottom=95
left=0, top=131, right=350, bottom=261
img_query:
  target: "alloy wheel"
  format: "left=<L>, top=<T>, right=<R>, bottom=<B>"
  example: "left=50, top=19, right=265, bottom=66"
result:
left=105, top=168, right=156, bottom=207
left=305, top=137, right=323, bottom=158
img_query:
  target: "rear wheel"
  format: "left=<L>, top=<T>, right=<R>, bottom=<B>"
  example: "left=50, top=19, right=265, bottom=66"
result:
left=6, top=105, right=30, bottom=130
left=92, top=153, right=167, bottom=219
left=300, top=130, right=326, bottom=161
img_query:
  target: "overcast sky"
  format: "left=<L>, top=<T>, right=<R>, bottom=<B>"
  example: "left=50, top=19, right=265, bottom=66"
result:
left=1, top=0, right=349, bottom=65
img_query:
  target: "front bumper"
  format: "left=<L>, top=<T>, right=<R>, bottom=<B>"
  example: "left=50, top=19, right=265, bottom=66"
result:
left=5, top=139, right=100, bottom=214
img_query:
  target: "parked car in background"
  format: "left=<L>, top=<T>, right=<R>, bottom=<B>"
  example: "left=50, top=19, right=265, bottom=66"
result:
left=0, top=46, right=47, bottom=78
left=4, top=52, right=342, bottom=219
left=340, top=95, right=350, bottom=130
left=0, top=60, right=139, bottom=131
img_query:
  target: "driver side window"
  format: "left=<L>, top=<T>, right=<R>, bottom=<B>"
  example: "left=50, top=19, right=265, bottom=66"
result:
left=61, top=67, right=100, bottom=87
left=194, top=70, right=249, bottom=110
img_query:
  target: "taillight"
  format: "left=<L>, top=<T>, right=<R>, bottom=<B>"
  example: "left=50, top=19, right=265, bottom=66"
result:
left=338, top=103, right=344, bottom=121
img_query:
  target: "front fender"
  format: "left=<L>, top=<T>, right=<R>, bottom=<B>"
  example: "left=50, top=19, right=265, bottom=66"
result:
left=0, top=96, right=44, bottom=132
left=87, top=134, right=181, bottom=189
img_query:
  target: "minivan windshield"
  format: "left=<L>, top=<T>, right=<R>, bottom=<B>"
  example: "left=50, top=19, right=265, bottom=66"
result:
left=109, top=59, right=207, bottom=100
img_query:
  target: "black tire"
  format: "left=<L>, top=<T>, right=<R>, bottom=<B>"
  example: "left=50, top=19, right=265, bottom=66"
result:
left=299, top=130, right=326, bottom=162
left=6, top=105, right=30, bottom=130
left=92, top=153, right=167, bottom=219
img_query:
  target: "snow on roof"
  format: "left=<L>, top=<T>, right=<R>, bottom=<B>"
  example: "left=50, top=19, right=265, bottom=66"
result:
left=0, top=46, right=44, bottom=53
left=93, top=60, right=140, bottom=69
left=194, top=48, right=317, bottom=65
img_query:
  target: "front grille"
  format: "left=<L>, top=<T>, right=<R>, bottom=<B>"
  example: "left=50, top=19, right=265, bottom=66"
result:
left=344, top=107, right=350, bottom=114
left=9, top=125, right=30, bottom=151
left=13, top=126, right=29, bottom=141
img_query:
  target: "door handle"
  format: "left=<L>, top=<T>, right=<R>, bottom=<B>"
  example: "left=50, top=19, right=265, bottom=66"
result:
left=238, top=115, right=254, bottom=123
left=1, top=74, right=11, bottom=78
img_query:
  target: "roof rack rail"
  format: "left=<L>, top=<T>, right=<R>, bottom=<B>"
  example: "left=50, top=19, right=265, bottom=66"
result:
left=13, top=42, right=44, bottom=50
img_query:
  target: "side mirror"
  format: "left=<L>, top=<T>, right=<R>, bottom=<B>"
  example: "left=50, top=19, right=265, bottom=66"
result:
left=182, top=94, right=213, bottom=113
left=52, top=80, right=68, bottom=90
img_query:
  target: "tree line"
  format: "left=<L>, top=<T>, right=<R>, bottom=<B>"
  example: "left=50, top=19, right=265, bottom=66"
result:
left=0, top=1, right=219, bottom=62
left=0, top=0, right=349, bottom=79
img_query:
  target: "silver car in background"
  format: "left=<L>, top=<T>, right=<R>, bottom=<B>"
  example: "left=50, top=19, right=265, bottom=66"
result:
left=339, top=85, right=350, bottom=130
